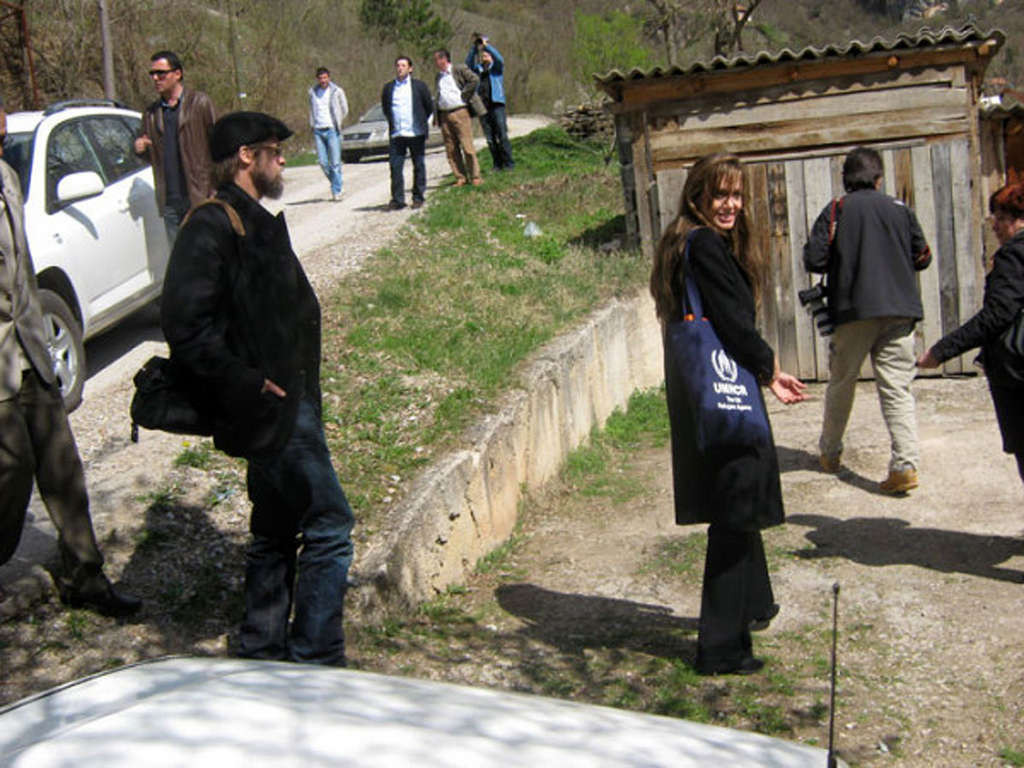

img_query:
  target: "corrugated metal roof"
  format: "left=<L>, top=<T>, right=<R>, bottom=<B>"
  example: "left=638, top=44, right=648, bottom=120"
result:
left=595, top=23, right=1004, bottom=86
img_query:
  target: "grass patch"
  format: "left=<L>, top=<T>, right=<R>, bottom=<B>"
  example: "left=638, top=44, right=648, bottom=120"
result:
left=639, top=532, right=708, bottom=582
left=174, top=440, right=215, bottom=470
left=475, top=517, right=527, bottom=577
left=137, top=483, right=182, bottom=513
left=1001, top=747, right=1024, bottom=767
left=319, top=125, right=645, bottom=537
left=561, top=388, right=669, bottom=502
left=287, top=149, right=318, bottom=167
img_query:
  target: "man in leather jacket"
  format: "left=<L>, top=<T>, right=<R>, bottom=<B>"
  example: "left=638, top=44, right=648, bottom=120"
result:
left=134, top=50, right=217, bottom=244
left=161, top=112, right=355, bottom=666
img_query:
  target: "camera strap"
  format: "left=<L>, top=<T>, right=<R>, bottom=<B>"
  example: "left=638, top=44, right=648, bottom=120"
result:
left=827, top=196, right=844, bottom=246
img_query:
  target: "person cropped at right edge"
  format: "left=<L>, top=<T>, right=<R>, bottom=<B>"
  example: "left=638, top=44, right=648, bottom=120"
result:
left=466, top=34, right=514, bottom=171
left=804, top=146, right=932, bottom=494
left=918, top=183, right=1024, bottom=486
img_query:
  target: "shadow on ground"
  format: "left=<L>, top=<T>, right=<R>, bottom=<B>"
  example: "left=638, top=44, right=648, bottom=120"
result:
left=496, top=583, right=698, bottom=661
left=788, top=513, right=1024, bottom=583
left=776, top=445, right=894, bottom=497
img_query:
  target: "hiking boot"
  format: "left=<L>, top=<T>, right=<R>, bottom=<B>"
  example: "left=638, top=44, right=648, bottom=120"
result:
left=60, top=573, right=141, bottom=617
left=819, top=453, right=841, bottom=474
left=880, top=467, right=918, bottom=494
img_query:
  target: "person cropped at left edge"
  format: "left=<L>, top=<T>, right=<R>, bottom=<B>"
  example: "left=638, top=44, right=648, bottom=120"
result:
left=651, top=153, right=805, bottom=676
left=161, top=112, right=355, bottom=666
left=918, top=182, right=1024, bottom=486
left=0, top=158, right=140, bottom=617
left=133, top=50, right=217, bottom=245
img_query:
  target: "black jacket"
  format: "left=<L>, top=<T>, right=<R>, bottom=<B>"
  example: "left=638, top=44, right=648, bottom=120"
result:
left=161, top=183, right=321, bottom=458
left=664, top=227, right=784, bottom=531
left=931, top=229, right=1024, bottom=386
left=804, top=188, right=932, bottom=325
left=381, top=77, right=434, bottom=138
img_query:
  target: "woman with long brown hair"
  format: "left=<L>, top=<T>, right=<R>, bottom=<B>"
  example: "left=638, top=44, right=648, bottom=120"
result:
left=653, top=153, right=805, bottom=675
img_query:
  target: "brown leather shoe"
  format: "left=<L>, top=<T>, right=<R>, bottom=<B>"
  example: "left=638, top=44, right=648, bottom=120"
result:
left=880, top=467, right=918, bottom=494
left=819, top=454, right=841, bottom=473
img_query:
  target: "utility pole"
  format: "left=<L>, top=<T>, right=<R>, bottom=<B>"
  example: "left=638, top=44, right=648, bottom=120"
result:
left=225, top=0, right=244, bottom=108
left=98, top=0, right=115, bottom=99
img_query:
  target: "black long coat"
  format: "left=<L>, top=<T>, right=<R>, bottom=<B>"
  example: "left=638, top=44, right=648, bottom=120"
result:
left=663, top=227, right=785, bottom=531
left=161, top=183, right=321, bottom=459
left=931, top=229, right=1024, bottom=452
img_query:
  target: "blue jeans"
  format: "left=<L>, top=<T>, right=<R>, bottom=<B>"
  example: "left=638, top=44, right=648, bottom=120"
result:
left=479, top=104, right=514, bottom=170
left=388, top=134, right=426, bottom=205
left=313, top=127, right=343, bottom=195
left=163, top=204, right=189, bottom=247
left=240, top=398, right=355, bottom=665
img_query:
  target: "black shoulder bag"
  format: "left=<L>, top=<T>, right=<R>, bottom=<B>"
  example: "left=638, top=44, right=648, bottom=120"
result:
left=129, top=199, right=245, bottom=442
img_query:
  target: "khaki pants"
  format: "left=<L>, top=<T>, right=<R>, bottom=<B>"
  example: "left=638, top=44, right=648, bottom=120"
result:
left=438, top=107, right=480, bottom=183
left=0, top=369, right=103, bottom=582
left=819, top=317, right=920, bottom=472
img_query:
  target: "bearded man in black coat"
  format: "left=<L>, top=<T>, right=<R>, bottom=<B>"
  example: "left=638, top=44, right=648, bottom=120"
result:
left=161, top=112, right=355, bottom=666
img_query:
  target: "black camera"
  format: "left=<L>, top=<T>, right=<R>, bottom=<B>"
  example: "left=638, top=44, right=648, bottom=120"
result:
left=798, top=282, right=834, bottom=336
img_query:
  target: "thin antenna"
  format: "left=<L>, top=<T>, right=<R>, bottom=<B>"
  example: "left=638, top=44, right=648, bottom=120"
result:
left=827, top=581, right=840, bottom=768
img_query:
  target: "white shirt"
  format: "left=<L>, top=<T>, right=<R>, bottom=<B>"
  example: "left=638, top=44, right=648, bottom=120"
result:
left=436, top=66, right=464, bottom=111
left=312, top=86, right=333, bottom=129
left=391, top=77, right=415, bottom=137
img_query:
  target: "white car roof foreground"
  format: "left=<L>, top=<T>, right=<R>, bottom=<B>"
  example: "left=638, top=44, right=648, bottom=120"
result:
left=0, top=657, right=844, bottom=767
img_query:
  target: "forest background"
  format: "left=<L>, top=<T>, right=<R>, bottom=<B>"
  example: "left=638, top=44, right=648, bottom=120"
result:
left=0, top=0, right=1020, bottom=150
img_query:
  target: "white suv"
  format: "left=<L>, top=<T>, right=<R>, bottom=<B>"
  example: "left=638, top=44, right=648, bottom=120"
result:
left=3, top=99, right=169, bottom=411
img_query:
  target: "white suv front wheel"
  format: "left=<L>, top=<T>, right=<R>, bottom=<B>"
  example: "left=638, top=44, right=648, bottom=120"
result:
left=38, top=288, right=85, bottom=412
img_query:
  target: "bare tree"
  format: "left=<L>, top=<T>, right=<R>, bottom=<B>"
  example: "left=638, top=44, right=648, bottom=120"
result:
left=712, top=0, right=764, bottom=57
left=645, top=0, right=765, bottom=64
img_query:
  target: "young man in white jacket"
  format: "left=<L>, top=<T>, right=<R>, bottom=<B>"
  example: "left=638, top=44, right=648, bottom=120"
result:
left=308, top=67, right=349, bottom=201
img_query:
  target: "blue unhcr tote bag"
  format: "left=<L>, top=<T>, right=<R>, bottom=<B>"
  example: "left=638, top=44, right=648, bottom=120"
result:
left=664, top=234, right=771, bottom=452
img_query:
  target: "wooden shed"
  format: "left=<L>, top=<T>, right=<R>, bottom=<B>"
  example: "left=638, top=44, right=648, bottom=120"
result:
left=596, top=25, right=1006, bottom=380
left=980, top=91, right=1024, bottom=186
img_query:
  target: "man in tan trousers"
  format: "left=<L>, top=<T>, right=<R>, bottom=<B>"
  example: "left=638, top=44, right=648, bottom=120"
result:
left=432, top=48, right=486, bottom=186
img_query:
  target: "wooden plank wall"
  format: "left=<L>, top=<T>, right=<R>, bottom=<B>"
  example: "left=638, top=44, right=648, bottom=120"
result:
left=646, top=68, right=971, bottom=168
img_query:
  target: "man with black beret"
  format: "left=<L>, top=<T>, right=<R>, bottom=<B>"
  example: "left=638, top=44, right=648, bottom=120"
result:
left=161, top=111, right=355, bottom=666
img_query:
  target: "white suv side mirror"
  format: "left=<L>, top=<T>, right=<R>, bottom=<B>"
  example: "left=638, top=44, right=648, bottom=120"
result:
left=56, top=170, right=105, bottom=205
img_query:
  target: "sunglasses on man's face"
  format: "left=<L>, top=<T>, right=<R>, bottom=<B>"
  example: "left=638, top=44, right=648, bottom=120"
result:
left=148, top=69, right=177, bottom=78
left=252, top=144, right=284, bottom=158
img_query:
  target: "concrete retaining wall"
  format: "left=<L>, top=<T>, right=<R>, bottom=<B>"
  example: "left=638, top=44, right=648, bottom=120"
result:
left=352, top=288, right=663, bottom=618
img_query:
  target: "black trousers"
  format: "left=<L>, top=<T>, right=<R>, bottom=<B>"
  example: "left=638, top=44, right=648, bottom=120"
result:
left=0, top=369, right=103, bottom=583
left=697, top=523, right=774, bottom=666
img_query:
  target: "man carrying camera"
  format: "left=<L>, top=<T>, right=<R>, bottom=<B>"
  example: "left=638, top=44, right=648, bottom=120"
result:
left=804, top=147, right=932, bottom=494
left=466, top=34, right=514, bottom=171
